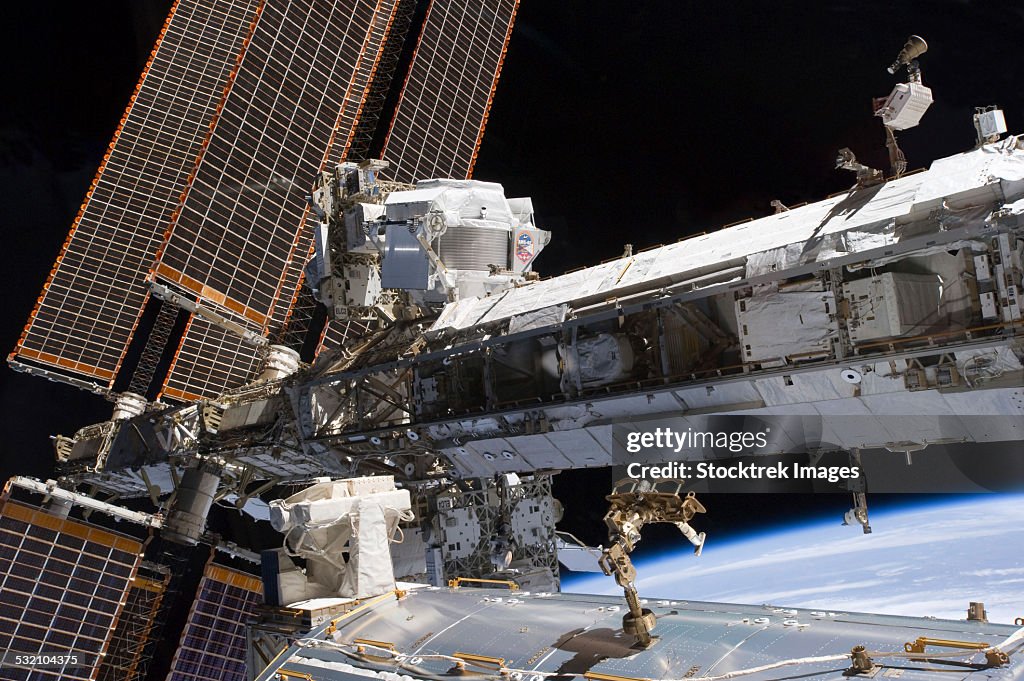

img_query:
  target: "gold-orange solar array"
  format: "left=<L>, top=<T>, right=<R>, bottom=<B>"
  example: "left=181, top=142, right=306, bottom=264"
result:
left=159, top=0, right=402, bottom=401
left=9, top=0, right=261, bottom=388
left=13, top=0, right=522, bottom=401
left=96, top=567, right=171, bottom=681
left=314, top=0, right=523, bottom=361
left=0, top=500, right=143, bottom=680
left=380, top=0, right=519, bottom=184
left=160, top=317, right=264, bottom=402
left=274, top=0, right=403, bottom=349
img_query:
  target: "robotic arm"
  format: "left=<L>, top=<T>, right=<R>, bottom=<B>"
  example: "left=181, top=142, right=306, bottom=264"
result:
left=598, top=480, right=706, bottom=648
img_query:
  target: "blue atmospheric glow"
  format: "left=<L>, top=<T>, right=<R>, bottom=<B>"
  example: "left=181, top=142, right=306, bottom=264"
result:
left=561, top=494, right=1024, bottom=623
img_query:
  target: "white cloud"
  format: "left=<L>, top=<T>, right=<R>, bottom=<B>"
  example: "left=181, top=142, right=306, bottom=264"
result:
left=963, top=567, right=1024, bottom=577
left=564, top=496, right=1024, bottom=625
left=719, top=578, right=892, bottom=604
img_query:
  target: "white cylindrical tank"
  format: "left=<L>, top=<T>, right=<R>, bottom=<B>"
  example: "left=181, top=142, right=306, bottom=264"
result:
left=111, top=392, right=148, bottom=421
left=259, top=345, right=301, bottom=381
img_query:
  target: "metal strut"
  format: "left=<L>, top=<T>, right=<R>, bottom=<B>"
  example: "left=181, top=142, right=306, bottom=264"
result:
left=273, top=281, right=322, bottom=354
left=128, top=299, right=180, bottom=396
left=149, top=282, right=268, bottom=348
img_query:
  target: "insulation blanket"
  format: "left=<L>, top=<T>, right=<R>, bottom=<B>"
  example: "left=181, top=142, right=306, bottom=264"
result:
left=269, top=477, right=412, bottom=599
left=736, top=290, right=839, bottom=363
left=343, top=500, right=394, bottom=598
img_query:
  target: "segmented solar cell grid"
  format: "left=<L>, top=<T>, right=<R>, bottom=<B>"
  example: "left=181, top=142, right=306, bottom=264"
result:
left=161, top=317, right=263, bottom=402
left=165, top=564, right=262, bottom=681
left=331, top=0, right=402, bottom=165
left=256, top=0, right=400, bottom=358
left=10, top=0, right=259, bottom=386
left=154, top=0, right=388, bottom=326
left=318, top=318, right=375, bottom=356
left=161, top=0, right=402, bottom=400
left=0, top=501, right=142, bottom=681
left=381, top=0, right=519, bottom=183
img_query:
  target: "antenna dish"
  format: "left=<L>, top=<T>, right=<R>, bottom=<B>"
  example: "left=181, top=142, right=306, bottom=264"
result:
left=887, top=35, right=928, bottom=74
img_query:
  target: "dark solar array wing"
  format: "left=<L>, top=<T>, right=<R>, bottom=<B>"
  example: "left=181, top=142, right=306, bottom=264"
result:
left=161, top=316, right=263, bottom=402
left=9, top=0, right=259, bottom=387
left=330, top=0, right=404, bottom=165
left=274, top=0, right=404, bottom=346
left=0, top=500, right=142, bottom=680
left=165, top=563, right=262, bottom=681
left=153, top=0, right=393, bottom=328
left=380, top=0, right=519, bottom=184
left=160, top=0, right=403, bottom=400
left=269, top=0, right=402, bottom=357
left=96, top=566, right=170, bottom=681
left=317, top=318, right=376, bottom=357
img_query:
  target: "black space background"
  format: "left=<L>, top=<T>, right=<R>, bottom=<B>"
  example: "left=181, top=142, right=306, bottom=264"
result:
left=0, top=2, right=1022, bottom=563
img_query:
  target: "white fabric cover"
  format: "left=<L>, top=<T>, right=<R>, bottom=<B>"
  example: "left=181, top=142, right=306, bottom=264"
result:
left=343, top=500, right=393, bottom=598
left=736, top=290, right=839, bottom=363
left=269, top=477, right=412, bottom=600
left=384, top=179, right=514, bottom=226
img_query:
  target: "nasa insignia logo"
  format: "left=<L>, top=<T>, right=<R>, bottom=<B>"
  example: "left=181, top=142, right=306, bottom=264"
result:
left=516, top=231, right=534, bottom=263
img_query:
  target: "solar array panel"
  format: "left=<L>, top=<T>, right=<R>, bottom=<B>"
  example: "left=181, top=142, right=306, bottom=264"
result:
left=153, top=0, right=393, bottom=326
left=331, top=0, right=404, bottom=165
left=9, top=0, right=260, bottom=387
left=96, top=565, right=170, bottom=681
left=318, top=318, right=376, bottom=357
left=380, top=0, right=519, bottom=183
left=164, top=563, right=262, bottom=681
left=0, top=500, right=142, bottom=680
left=158, top=0, right=403, bottom=400
left=16, top=0, right=522, bottom=401
left=161, top=317, right=263, bottom=402
left=266, top=1, right=403, bottom=363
